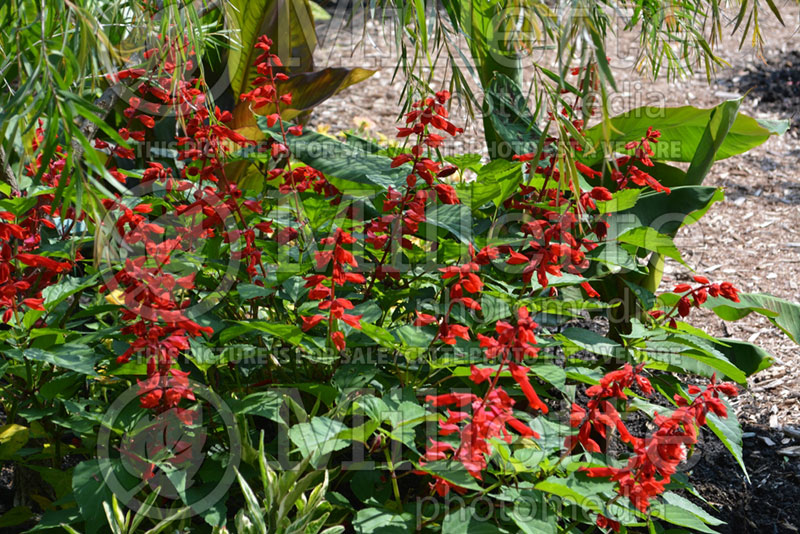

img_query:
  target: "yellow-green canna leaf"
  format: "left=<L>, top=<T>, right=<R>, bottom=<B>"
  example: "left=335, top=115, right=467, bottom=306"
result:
left=232, top=67, right=376, bottom=133
left=225, top=0, right=317, bottom=100
left=0, top=424, right=29, bottom=459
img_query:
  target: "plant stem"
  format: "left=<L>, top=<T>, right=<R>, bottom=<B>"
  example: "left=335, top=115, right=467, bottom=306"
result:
left=383, top=447, right=402, bottom=507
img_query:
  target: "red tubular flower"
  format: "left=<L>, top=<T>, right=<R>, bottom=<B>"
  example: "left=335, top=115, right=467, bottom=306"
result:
left=576, top=162, right=602, bottom=178
left=596, top=514, right=621, bottom=533
left=717, top=281, right=740, bottom=302
left=428, top=476, right=467, bottom=497
left=0, top=153, right=80, bottom=322
left=590, top=186, right=613, bottom=201
left=581, top=281, right=600, bottom=298
left=677, top=296, right=692, bottom=317
left=567, top=363, right=653, bottom=455
left=606, top=128, right=670, bottom=194
left=16, top=253, right=71, bottom=272
left=438, top=322, right=470, bottom=345
left=469, top=365, right=494, bottom=384
left=422, top=382, right=539, bottom=482
left=425, top=392, right=477, bottom=407
left=302, top=228, right=364, bottom=350
left=330, top=331, right=346, bottom=351
left=579, top=374, right=738, bottom=513
left=434, top=183, right=460, bottom=204
left=301, top=314, right=325, bottom=331
left=413, top=311, right=438, bottom=326
left=391, top=153, right=413, bottom=168
left=418, top=305, right=546, bottom=491
left=509, top=363, right=548, bottom=413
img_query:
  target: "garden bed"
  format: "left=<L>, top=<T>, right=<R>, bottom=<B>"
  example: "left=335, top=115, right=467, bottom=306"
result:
left=1, top=2, right=799, bottom=532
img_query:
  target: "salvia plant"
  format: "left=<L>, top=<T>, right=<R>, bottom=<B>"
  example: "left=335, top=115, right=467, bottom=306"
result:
left=0, top=1, right=798, bottom=534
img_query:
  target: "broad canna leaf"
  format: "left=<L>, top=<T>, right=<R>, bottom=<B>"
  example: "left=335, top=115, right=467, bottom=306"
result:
left=684, top=98, right=745, bottom=185
left=704, top=292, right=800, bottom=345
left=609, top=185, right=724, bottom=239
left=714, top=338, right=774, bottom=377
left=617, top=226, right=686, bottom=267
left=644, top=339, right=747, bottom=384
left=581, top=101, right=788, bottom=167
left=706, top=398, right=748, bottom=481
left=258, top=120, right=406, bottom=191
left=483, top=72, right=543, bottom=160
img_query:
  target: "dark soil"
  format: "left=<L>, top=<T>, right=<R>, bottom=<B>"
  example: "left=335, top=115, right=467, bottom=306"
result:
left=688, top=424, right=800, bottom=533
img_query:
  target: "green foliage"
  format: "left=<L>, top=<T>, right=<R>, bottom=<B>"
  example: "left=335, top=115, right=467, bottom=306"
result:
left=582, top=101, right=790, bottom=168
left=483, top=73, right=545, bottom=160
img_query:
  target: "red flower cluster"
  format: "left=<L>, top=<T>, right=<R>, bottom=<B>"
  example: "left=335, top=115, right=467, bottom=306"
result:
left=502, top=219, right=594, bottom=290
left=477, top=306, right=549, bottom=413
left=239, top=35, right=339, bottom=234
left=649, top=275, right=741, bottom=327
left=419, top=244, right=497, bottom=346
left=502, top=122, right=675, bottom=304
left=25, top=123, right=87, bottom=231
left=501, top=118, right=611, bottom=296
left=575, top=369, right=738, bottom=513
left=609, top=127, right=670, bottom=194
left=440, top=256, right=484, bottom=312
left=98, top=36, right=254, bottom=188
left=0, top=211, right=72, bottom=322
left=1, top=125, right=75, bottom=323
left=99, top=38, right=256, bottom=187
left=100, top=199, right=213, bottom=412
left=96, top=36, right=264, bottom=412
left=392, top=90, right=462, bottom=193
left=241, top=36, right=289, bottom=111
left=137, top=367, right=195, bottom=413
left=361, top=90, right=463, bottom=288
left=367, top=187, right=429, bottom=254
left=419, top=306, right=546, bottom=495
left=421, top=383, right=537, bottom=495
left=301, top=229, right=364, bottom=350
left=177, top=105, right=254, bottom=183
left=566, top=363, right=653, bottom=453
left=509, top=114, right=674, bottom=297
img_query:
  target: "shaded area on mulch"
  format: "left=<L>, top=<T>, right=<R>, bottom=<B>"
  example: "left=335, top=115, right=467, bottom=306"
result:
left=723, top=50, right=800, bottom=128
